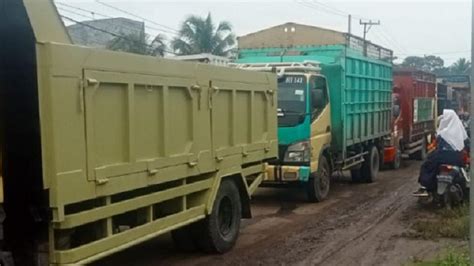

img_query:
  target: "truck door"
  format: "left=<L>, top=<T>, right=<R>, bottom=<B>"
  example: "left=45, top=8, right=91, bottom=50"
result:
left=309, top=75, right=331, bottom=173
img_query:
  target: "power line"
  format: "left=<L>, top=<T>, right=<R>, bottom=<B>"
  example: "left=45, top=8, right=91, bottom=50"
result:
left=397, top=50, right=471, bottom=56
left=95, top=0, right=180, bottom=35
left=60, top=15, right=178, bottom=55
left=372, top=28, right=408, bottom=55
left=56, top=1, right=179, bottom=36
left=359, top=19, right=380, bottom=40
left=377, top=25, right=409, bottom=54
left=295, top=0, right=347, bottom=18
left=58, top=5, right=165, bottom=40
left=308, top=0, right=372, bottom=21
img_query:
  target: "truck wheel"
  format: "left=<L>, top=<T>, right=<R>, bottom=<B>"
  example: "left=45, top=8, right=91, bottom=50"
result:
left=171, top=225, right=197, bottom=252
left=361, top=146, right=380, bottom=183
left=195, top=179, right=241, bottom=253
left=307, top=156, right=331, bottom=202
left=415, top=138, right=427, bottom=161
left=391, top=148, right=401, bottom=170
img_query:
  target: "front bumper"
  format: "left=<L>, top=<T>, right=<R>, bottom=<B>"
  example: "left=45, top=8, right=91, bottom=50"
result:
left=264, top=164, right=310, bottom=183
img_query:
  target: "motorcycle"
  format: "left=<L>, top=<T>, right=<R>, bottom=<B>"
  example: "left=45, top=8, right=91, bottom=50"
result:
left=416, top=150, right=470, bottom=208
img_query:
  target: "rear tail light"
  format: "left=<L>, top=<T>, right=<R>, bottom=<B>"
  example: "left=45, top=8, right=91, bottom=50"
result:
left=462, top=150, right=470, bottom=165
left=439, top=165, right=453, bottom=174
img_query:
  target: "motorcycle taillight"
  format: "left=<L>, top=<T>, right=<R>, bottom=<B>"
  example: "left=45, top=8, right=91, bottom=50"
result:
left=462, top=150, right=470, bottom=165
left=439, top=165, right=453, bottom=174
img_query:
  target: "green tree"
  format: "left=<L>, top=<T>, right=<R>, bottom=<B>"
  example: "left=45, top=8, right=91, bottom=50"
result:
left=171, top=13, right=235, bottom=56
left=450, top=58, right=471, bottom=75
left=107, top=32, right=167, bottom=57
left=401, top=55, right=445, bottom=73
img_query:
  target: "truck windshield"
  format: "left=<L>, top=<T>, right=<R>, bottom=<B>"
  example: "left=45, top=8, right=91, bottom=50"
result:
left=277, top=75, right=307, bottom=127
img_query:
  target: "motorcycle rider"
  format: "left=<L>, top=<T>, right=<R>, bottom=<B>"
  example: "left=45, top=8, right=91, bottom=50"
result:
left=414, top=109, right=469, bottom=196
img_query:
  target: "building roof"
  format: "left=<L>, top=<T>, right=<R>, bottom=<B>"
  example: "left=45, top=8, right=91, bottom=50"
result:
left=67, top=17, right=144, bottom=48
left=238, top=22, right=346, bottom=49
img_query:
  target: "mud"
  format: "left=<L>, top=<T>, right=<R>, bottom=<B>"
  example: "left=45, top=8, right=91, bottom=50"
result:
left=97, top=161, right=466, bottom=266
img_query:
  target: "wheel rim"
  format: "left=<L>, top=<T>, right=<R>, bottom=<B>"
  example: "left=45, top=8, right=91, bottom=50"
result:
left=319, top=167, right=330, bottom=196
left=218, top=196, right=233, bottom=237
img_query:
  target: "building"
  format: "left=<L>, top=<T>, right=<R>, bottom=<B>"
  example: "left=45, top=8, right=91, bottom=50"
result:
left=67, top=17, right=144, bottom=48
left=170, top=53, right=231, bottom=66
left=237, top=22, right=392, bottom=61
left=437, top=75, right=471, bottom=114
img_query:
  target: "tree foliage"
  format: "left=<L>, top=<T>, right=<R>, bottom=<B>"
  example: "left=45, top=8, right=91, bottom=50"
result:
left=401, top=55, right=444, bottom=72
left=450, top=58, right=471, bottom=75
left=107, top=32, right=167, bottom=57
left=401, top=55, right=471, bottom=76
left=171, top=13, right=236, bottom=57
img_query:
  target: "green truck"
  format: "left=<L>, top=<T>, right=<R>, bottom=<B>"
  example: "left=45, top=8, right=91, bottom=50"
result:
left=235, top=23, right=393, bottom=202
left=0, top=1, right=277, bottom=265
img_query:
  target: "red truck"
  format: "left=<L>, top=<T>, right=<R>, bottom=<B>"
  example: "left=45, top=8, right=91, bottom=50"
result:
left=384, top=68, right=437, bottom=168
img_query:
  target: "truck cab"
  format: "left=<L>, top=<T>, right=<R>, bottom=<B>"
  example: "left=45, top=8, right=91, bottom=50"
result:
left=235, top=62, right=332, bottom=202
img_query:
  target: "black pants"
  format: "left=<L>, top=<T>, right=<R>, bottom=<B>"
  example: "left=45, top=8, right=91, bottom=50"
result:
left=418, top=149, right=463, bottom=190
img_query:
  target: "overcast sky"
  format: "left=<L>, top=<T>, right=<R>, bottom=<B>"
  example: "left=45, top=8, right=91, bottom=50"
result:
left=58, top=0, right=471, bottom=65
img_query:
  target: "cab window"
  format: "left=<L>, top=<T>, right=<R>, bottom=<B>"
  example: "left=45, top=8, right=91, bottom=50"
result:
left=309, top=76, right=329, bottom=121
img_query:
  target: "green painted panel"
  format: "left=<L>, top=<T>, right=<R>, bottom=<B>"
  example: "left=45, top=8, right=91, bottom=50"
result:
left=298, top=166, right=310, bottom=182
left=414, top=98, right=435, bottom=123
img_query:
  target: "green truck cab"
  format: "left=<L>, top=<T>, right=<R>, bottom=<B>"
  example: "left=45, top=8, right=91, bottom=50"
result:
left=236, top=23, right=393, bottom=202
left=234, top=62, right=332, bottom=202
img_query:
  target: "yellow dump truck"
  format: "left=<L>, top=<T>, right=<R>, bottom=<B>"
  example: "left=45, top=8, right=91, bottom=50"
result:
left=0, top=1, right=277, bottom=265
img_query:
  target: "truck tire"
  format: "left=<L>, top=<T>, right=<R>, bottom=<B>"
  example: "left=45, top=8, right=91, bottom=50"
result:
left=171, top=225, right=197, bottom=252
left=361, top=145, right=380, bottom=183
left=195, top=179, right=241, bottom=253
left=306, top=156, right=331, bottom=202
left=415, top=138, right=427, bottom=161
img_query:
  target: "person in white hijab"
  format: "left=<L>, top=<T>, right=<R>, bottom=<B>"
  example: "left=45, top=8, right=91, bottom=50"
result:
left=415, top=109, right=469, bottom=195
left=437, top=110, right=468, bottom=151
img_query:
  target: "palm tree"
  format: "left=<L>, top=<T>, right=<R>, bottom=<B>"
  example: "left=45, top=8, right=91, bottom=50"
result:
left=450, top=58, right=471, bottom=75
left=171, top=13, right=235, bottom=57
left=107, top=32, right=167, bottom=57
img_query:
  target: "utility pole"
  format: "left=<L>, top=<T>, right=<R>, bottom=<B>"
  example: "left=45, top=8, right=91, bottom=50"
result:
left=359, top=19, right=380, bottom=40
left=348, top=14, right=352, bottom=34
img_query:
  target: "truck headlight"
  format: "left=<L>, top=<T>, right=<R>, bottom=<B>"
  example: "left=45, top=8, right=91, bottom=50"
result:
left=284, top=141, right=310, bottom=162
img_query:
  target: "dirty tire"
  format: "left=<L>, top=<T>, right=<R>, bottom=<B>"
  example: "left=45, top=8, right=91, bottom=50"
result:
left=415, top=138, right=427, bottom=161
left=391, top=148, right=402, bottom=170
left=195, top=179, right=241, bottom=253
left=361, top=146, right=380, bottom=183
left=171, top=225, right=197, bottom=252
left=307, top=156, right=331, bottom=202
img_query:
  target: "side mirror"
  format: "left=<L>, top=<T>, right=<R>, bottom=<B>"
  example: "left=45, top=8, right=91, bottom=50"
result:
left=311, top=89, right=325, bottom=109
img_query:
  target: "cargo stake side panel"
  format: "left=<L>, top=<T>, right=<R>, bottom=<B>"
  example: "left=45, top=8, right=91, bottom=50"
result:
left=35, top=42, right=277, bottom=264
left=320, top=49, right=393, bottom=156
left=343, top=54, right=392, bottom=148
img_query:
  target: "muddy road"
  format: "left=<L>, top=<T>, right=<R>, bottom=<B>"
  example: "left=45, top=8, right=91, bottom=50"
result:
left=97, top=161, right=462, bottom=266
